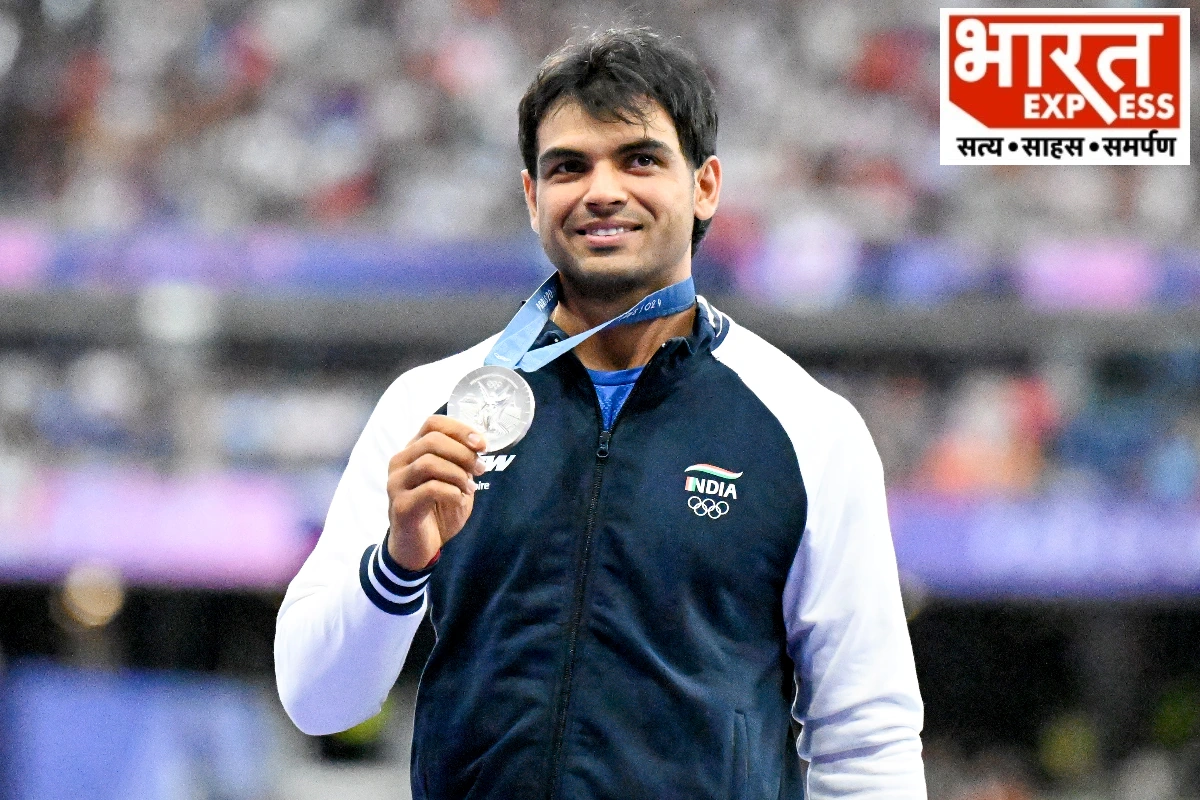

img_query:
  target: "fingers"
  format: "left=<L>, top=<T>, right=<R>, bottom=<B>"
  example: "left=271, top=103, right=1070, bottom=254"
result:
left=397, top=479, right=473, bottom=522
left=387, top=416, right=484, bottom=559
left=393, top=430, right=486, bottom=476
left=414, top=415, right=488, bottom=453
left=401, top=452, right=477, bottom=495
left=388, top=477, right=475, bottom=568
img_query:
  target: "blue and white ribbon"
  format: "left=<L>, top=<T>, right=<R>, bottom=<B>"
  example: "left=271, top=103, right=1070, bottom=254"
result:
left=485, top=273, right=697, bottom=373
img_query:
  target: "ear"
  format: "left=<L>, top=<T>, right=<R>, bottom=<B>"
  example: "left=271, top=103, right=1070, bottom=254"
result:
left=692, top=155, right=722, bottom=221
left=521, top=170, right=539, bottom=233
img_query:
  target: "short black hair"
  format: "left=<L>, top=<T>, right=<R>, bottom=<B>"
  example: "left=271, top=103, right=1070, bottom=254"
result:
left=518, top=27, right=719, bottom=254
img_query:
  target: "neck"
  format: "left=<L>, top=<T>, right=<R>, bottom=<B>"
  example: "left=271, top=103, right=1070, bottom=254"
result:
left=551, top=275, right=695, bottom=371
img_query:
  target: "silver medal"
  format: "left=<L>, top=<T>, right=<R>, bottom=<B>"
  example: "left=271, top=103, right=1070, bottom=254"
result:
left=447, top=366, right=535, bottom=453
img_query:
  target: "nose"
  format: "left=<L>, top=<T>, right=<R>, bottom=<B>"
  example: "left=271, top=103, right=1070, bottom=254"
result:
left=582, top=160, right=627, bottom=215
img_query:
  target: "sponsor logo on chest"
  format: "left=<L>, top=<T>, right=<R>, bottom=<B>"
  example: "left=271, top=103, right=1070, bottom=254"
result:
left=474, top=454, right=516, bottom=491
left=479, top=454, right=515, bottom=473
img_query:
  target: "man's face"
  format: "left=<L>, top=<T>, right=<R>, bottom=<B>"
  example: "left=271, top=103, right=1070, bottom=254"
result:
left=522, top=97, right=720, bottom=301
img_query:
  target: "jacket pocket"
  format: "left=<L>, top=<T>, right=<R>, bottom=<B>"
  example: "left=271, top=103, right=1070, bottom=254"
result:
left=732, top=710, right=749, bottom=800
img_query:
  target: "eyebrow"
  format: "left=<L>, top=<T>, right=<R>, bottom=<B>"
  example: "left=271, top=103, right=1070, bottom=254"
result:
left=537, top=138, right=674, bottom=173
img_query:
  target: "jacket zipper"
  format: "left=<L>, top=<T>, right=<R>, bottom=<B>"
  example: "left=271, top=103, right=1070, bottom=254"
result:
left=546, top=344, right=680, bottom=798
left=547, top=426, right=610, bottom=800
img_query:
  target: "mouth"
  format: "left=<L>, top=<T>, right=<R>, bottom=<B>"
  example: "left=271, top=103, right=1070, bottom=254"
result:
left=575, top=222, right=643, bottom=247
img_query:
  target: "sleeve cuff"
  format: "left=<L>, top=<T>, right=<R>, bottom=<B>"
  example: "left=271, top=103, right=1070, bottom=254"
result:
left=358, top=531, right=435, bottom=616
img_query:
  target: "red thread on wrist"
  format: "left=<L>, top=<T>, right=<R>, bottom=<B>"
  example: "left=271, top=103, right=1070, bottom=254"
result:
left=423, top=550, right=442, bottom=569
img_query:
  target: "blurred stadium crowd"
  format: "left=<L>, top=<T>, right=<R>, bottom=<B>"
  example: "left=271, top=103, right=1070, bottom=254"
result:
left=5, top=342, right=1200, bottom=510
left=1, top=1, right=1199, bottom=799
left=1, top=0, right=1199, bottom=301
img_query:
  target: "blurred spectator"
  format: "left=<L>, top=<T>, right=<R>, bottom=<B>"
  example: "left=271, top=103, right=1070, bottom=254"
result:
left=0, top=0, right=1190, bottom=268
left=915, top=372, right=1057, bottom=496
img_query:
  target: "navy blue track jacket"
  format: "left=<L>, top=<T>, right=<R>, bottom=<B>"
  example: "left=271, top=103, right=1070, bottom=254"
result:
left=275, top=298, right=926, bottom=799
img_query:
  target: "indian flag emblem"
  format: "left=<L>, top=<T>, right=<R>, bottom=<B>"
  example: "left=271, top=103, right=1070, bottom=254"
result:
left=684, top=463, right=741, bottom=499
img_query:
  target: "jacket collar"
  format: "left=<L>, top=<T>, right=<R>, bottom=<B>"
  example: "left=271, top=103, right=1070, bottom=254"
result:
left=530, top=295, right=728, bottom=366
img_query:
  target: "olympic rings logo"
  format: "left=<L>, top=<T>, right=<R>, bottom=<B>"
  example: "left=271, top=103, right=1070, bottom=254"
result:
left=688, top=495, right=730, bottom=519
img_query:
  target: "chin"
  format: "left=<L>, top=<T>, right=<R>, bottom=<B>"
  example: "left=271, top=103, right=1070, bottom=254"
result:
left=556, top=259, right=660, bottom=303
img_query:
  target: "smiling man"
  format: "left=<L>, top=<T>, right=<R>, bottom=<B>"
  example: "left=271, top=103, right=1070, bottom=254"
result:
left=275, top=27, right=926, bottom=800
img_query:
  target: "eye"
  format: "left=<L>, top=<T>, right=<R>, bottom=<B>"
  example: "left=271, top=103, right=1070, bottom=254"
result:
left=629, top=153, right=659, bottom=169
left=547, top=159, right=586, bottom=178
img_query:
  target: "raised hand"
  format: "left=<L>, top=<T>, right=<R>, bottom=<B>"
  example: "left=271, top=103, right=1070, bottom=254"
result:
left=386, top=416, right=487, bottom=571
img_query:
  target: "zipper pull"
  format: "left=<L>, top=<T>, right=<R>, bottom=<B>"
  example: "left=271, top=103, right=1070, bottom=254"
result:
left=596, top=430, right=611, bottom=459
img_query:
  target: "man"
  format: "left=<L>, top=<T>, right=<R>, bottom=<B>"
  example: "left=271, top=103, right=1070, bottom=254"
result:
left=275, top=27, right=926, bottom=799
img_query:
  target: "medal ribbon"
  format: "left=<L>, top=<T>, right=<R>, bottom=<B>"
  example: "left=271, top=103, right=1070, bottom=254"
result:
left=485, top=273, right=696, bottom=372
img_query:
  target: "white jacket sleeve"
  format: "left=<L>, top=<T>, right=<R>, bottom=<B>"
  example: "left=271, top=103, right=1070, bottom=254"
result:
left=710, top=320, right=926, bottom=797
left=783, top=407, right=927, bottom=799
left=274, top=375, right=433, bottom=736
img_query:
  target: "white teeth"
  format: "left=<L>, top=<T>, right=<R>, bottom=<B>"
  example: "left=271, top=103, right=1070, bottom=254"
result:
left=590, top=227, right=626, bottom=236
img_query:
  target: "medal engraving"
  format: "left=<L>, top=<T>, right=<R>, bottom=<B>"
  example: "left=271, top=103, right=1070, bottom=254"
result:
left=447, top=366, right=535, bottom=453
